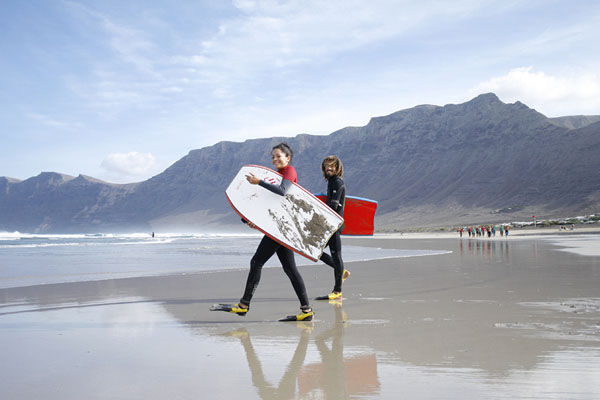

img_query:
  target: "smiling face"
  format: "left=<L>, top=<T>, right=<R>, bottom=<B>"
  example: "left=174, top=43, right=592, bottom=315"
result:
left=271, top=148, right=291, bottom=170
left=324, top=162, right=336, bottom=177
left=321, top=155, right=343, bottom=179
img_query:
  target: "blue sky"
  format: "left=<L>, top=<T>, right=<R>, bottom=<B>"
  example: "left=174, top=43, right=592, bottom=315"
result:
left=1, top=0, right=599, bottom=183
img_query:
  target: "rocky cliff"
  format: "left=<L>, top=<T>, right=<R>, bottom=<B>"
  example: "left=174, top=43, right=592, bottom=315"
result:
left=1, top=93, right=599, bottom=232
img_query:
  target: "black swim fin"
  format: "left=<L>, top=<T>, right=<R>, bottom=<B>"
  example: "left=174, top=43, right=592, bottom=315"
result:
left=210, top=303, right=248, bottom=316
left=315, top=292, right=342, bottom=301
left=279, top=310, right=314, bottom=322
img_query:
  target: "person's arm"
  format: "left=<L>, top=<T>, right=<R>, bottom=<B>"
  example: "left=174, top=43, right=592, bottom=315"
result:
left=328, top=179, right=345, bottom=212
left=246, top=170, right=294, bottom=196
left=258, top=179, right=293, bottom=196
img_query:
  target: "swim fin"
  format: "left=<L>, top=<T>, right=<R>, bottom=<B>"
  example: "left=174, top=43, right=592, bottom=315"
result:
left=342, top=269, right=351, bottom=283
left=315, top=292, right=342, bottom=301
left=279, top=310, right=314, bottom=322
left=210, top=303, right=248, bottom=316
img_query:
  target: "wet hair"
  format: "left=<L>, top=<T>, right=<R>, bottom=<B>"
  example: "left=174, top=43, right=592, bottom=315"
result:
left=321, top=155, right=344, bottom=179
left=272, top=142, right=293, bottom=162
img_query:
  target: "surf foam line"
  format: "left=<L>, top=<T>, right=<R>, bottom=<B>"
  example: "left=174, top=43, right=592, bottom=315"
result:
left=0, top=238, right=177, bottom=249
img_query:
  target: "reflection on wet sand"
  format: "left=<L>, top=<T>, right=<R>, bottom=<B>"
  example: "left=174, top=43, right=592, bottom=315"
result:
left=460, top=239, right=510, bottom=260
left=1, top=236, right=599, bottom=399
left=219, top=325, right=312, bottom=400
left=298, top=301, right=380, bottom=399
left=214, top=302, right=380, bottom=400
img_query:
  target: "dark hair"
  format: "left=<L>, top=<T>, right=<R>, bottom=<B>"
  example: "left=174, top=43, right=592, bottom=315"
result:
left=272, top=142, right=293, bottom=162
left=321, top=155, right=344, bottom=179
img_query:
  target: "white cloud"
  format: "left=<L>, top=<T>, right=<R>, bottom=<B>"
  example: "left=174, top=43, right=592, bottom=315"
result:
left=188, top=0, right=494, bottom=82
left=25, top=112, right=80, bottom=130
left=469, top=67, right=600, bottom=116
left=59, top=0, right=505, bottom=119
left=101, top=152, right=160, bottom=182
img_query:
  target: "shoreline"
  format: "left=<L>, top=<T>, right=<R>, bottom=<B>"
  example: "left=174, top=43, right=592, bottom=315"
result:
left=372, top=225, right=600, bottom=239
left=1, top=234, right=599, bottom=399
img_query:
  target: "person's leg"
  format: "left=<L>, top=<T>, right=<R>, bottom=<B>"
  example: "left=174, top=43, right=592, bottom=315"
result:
left=277, top=246, right=310, bottom=308
left=240, top=236, right=279, bottom=307
left=319, top=231, right=349, bottom=287
left=328, top=230, right=344, bottom=293
left=320, top=250, right=334, bottom=268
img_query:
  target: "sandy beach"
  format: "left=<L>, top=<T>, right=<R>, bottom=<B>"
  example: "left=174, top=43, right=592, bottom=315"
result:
left=1, top=233, right=599, bottom=399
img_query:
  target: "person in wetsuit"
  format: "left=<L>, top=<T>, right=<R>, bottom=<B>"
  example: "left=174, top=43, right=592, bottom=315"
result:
left=315, top=155, right=350, bottom=301
left=211, top=142, right=313, bottom=321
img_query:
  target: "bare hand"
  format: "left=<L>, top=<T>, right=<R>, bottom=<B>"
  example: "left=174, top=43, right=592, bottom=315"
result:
left=246, top=173, right=260, bottom=185
left=247, top=221, right=257, bottom=229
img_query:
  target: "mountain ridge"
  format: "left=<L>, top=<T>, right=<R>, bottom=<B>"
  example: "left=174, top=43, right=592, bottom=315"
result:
left=1, top=93, right=599, bottom=233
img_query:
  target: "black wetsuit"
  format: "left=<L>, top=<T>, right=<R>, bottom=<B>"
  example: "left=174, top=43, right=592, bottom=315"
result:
left=240, top=166, right=310, bottom=309
left=319, top=175, right=346, bottom=292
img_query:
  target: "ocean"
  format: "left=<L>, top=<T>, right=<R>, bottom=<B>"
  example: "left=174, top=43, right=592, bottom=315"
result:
left=0, top=232, right=450, bottom=289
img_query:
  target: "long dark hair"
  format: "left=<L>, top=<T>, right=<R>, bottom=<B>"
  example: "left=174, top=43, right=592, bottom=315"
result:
left=272, top=142, right=293, bottom=162
left=321, top=155, right=344, bottom=179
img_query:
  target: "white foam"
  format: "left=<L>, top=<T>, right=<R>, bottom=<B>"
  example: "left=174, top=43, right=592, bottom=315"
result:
left=0, top=231, right=262, bottom=246
left=0, top=233, right=452, bottom=289
left=546, top=235, right=600, bottom=257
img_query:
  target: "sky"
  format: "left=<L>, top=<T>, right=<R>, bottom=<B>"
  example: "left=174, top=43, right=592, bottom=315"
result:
left=1, top=0, right=599, bottom=183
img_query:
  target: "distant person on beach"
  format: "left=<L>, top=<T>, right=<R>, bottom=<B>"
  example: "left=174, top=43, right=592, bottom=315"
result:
left=505, top=225, right=510, bottom=237
left=210, top=142, right=313, bottom=321
left=315, top=155, right=349, bottom=301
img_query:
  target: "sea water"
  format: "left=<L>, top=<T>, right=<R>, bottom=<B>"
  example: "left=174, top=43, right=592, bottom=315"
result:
left=0, top=232, right=449, bottom=289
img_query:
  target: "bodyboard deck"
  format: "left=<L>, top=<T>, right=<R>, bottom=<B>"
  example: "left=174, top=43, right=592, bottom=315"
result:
left=226, top=165, right=344, bottom=261
left=314, top=193, right=377, bottom=235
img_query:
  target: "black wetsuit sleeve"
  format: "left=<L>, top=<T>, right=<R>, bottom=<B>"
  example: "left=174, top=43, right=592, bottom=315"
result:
left=327, top=177, right=345, bottom=213
left=258, top=179, right=293, bottom=196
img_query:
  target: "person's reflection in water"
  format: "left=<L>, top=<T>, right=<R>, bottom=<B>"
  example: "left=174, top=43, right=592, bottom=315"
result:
left=220, top=324, right=313, bottom=399
left=313, top=300, right=349, bottom=398
left=461, top=239, right=510, bottom=262
left=298, top=301, right=380, bottom=399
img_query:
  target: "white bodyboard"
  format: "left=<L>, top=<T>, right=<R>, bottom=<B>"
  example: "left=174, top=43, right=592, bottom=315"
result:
left=225, top=165, right=344, bottom=261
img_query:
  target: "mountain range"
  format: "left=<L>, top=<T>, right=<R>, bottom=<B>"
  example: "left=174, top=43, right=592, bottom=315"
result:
left=1, top=93, right=599, bottom=233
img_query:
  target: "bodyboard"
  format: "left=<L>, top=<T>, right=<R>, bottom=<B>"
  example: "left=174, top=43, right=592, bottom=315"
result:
left=226, top=165, right=344, bottom=261
left=315, top=193, right=377, bottom=235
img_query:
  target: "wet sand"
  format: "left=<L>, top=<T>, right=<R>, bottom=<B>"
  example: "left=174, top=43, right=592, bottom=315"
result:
left=1, top=234, right=599, bottom=399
